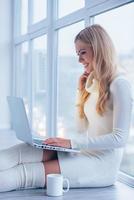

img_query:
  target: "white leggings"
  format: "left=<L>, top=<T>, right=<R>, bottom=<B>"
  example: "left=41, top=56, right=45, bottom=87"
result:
left=0, top=143, right=45, bottom=192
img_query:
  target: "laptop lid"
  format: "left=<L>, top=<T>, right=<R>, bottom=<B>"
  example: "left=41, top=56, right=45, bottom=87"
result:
left=7, top=96, right=33, bottom=144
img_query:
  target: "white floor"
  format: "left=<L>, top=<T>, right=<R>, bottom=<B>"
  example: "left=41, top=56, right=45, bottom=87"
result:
left=0, top=181, right=133, bottom=200
left=0, top=129, right=133, bottom=200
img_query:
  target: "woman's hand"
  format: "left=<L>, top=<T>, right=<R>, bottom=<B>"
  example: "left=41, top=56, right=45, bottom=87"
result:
left=43, top=137, right=72, bottom=149
left=78, top=71, right=90, bottom=91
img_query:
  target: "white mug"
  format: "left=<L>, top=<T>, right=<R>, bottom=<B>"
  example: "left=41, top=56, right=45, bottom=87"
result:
left=46, top=174, right=70, bottom=197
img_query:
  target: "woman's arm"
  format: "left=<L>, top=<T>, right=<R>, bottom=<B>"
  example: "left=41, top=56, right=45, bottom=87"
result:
left=71, top=78, right=133, bottom=150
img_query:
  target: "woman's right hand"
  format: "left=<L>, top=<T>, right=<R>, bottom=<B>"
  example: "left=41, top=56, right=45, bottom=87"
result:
left=78, top=72, right=90, bottom=91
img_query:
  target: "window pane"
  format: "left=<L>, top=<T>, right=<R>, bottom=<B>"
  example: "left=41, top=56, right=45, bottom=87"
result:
left=16, top=42, right=30, bottom=117
left=20, top=0, right=28, bottom=34
left=58, top=0, right=84, bottom=18
left=32, top=35, right=47, bottom=136
left=57, top=22, right=84, bottom=137
left=32, top=0, right=47, bottom=23
left=94, top=3, right=134, bottom=177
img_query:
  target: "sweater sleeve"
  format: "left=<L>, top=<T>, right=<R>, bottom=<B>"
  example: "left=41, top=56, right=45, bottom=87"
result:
left=71, top=78, right=133, bottom=150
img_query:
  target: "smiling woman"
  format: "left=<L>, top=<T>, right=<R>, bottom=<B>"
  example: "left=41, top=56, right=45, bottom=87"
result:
left=0, top=23, right=133, bottom=192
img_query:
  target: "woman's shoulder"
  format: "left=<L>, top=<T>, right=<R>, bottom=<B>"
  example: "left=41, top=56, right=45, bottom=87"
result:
left=110, top=72, right=131, bottom=92
left=109, top=71, right=134, bottom=105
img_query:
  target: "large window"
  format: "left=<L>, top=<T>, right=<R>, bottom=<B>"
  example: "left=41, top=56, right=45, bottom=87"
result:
left=94, top=2, right=134, bottom=177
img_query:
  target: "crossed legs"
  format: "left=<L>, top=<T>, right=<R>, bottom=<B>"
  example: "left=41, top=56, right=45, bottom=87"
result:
left=0, top=143, right=61, bottom=192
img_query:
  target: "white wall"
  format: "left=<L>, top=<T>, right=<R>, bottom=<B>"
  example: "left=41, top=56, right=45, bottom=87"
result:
left=0, top=0, right=12, bottom=129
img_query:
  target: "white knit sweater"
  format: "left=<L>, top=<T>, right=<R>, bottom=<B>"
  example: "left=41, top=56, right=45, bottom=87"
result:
left=71, top=72, right=133, bottom=156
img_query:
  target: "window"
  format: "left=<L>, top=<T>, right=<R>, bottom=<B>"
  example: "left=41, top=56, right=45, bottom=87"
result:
left=32, top=0, right=47, bottom=23
left=32, top=35, right=47, bottom=136
left=16, top=42, right=29, bottom=99
left=20, top=0, right=28, bottom=35
left=15, top=42, right=30, bottom=116
left=57, top=22, right=84, bottom=137
left=94, top=2, right=134, bottom=177
left=58, top=0, right=84, bottom=18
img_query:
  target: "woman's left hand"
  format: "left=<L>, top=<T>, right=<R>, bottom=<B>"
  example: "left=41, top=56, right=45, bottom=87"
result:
left=43, top=137, right=72, bottom=149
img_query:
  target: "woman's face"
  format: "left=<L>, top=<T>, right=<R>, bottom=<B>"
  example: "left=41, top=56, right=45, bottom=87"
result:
left=75, top=40, right=94, bottom=74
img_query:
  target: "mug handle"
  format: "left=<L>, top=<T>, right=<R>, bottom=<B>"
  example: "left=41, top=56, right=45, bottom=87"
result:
left=63, top=178, right=70, bottom=193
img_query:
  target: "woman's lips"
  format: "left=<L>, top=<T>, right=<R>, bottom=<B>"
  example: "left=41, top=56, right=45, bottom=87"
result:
left=83, top=63, right=91, bottom=73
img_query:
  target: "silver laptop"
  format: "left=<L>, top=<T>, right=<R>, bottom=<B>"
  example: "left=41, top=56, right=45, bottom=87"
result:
left=7, top=96, right=80, bottom=153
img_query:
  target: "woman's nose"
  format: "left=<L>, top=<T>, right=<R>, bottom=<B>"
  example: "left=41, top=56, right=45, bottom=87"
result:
left=78, top=56, right=83, bottom=63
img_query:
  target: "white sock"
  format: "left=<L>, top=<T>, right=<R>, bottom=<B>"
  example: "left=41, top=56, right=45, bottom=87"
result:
left=0, top=162, right=45, bottom=192
left=0, top=143, right=43, bottom=171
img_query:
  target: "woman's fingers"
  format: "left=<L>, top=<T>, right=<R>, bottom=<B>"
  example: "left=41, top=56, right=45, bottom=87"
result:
left=43, top=138, right=71, bottom=148
left=44, top=138, right=62, bottom=145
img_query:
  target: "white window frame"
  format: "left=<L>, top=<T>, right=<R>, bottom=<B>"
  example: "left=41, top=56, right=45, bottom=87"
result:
left=13, top=0, right=134, bottom=186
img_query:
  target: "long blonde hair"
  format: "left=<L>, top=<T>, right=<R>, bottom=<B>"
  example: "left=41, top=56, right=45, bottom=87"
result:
left=75, top=24, right=118, bottom=118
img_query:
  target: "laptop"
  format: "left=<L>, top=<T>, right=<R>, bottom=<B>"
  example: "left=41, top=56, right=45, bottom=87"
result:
left=7, top=96, right=80, bottom=153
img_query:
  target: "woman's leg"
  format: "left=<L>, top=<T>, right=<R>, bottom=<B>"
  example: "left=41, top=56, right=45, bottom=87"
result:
left=0, top=162, right=45, bottom=192
left=43, top=152, right=61, bottom=186
left=0, top=143, right=57, bottom=171
left=0, top=143, right=43, bottom=171
left=0, top=142, right=61, bottom=192
left=0, top=153, right=60, bottom=192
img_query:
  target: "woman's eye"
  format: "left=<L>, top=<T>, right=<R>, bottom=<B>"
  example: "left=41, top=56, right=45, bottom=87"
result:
left=81, top=51, right=86, bottom=55
left=79, top=51, right=86, bottom=56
